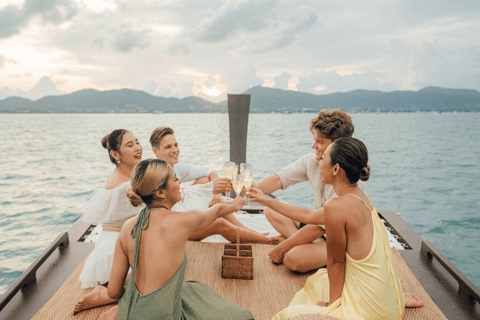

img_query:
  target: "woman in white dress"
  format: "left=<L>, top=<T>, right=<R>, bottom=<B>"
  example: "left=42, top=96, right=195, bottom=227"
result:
left=150, top=126, right=272, bottom=244
left=74, top=129, right=143, bottom=314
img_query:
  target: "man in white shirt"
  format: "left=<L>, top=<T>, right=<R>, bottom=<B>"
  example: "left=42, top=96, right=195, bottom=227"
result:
left=254, top=109, right=364, bottom=273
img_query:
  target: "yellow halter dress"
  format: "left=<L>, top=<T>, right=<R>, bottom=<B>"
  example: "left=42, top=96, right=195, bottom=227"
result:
left=273, top=195, right=405, bottom=320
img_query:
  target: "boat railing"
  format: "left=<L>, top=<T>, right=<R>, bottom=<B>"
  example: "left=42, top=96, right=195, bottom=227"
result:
left=0, top=231, right=69, bottom=312
left=421, top=240, right=480, bottom=304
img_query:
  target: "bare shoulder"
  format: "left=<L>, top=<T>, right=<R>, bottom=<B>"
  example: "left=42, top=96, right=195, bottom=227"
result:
left=175, top=209, right=199, bottom=222
left=105, top=169, right=129, bottom=190
left=119, top=216, right=137, bottom=240
left=324, top=197, right=352, bottom=222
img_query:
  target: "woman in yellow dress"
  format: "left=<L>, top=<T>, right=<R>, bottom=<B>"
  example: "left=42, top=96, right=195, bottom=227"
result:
left=249, top=137, right=414, bottom=320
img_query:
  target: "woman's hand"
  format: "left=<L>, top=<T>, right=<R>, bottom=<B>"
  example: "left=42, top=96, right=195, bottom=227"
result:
left=212, top=177, right=233, bottom=194
left=246, top=187, right=269, bottom=206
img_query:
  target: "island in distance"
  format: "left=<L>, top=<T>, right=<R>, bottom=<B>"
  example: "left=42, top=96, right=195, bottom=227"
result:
left=0, top=86, right=479, bottom=114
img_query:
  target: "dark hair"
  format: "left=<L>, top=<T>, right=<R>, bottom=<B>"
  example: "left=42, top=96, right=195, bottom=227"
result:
left=101, top=129, right=130, bottom=165
left=329, top=137, right=370, bottom=184
left=150, top=126, right=175, bottom=148
left=127, top=159, right=171, bottom=207
left=309, top=109, right=354, bottom=141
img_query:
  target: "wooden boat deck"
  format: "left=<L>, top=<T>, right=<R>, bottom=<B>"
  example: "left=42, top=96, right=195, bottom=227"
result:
left=1, top=208, right=480, bottom=319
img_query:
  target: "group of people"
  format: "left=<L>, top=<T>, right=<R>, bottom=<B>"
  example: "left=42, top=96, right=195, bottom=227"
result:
left=72, top=109, right=423, bottom=320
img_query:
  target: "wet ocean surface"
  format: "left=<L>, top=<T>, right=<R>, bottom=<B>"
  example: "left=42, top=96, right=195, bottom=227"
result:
left=0, top=112, right=479, bottom=295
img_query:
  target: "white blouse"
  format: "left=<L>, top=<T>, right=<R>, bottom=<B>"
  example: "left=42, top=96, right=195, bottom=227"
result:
left=82, top=181, right=143, bottom=228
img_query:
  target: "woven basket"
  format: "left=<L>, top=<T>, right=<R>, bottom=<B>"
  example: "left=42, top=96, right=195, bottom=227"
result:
left=222, top=228, right=254, bottom=280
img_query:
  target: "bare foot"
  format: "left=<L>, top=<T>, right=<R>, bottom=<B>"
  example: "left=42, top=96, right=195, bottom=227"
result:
left=404, top=292, right=424, bottom=308
left=269, top=235, right=286, bottom=245
left=72, top=285, right=118, bottom=315
left=99, top=305, right=118, bottom=320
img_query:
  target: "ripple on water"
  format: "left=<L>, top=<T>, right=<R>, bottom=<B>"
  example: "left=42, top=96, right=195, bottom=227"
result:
left=426, top=226, right=446, bottom=234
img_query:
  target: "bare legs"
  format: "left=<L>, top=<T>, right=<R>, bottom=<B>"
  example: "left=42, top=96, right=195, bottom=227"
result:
left=264, top=207, right=300, bottom=238
left=72, top=285, right=117, bottom=315
left=189, top=218, right=271, bottom=244
left=283, top=242, right=328, bottom=273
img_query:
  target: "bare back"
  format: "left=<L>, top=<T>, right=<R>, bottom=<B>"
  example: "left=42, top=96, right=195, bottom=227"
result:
left=119, top=208, right=192, bottom=295
left=343, top=193, right=375, bottom=261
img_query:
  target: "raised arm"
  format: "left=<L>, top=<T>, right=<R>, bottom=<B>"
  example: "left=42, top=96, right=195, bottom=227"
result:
left=248, top=187, right=325, bottom=225
left=182, top=196, right=243, bottom=234
left=208, top=170, right=219, bottom=182
left=252, top=174, right=283, bottom=195
left=319, top=199, right=347, bottom=306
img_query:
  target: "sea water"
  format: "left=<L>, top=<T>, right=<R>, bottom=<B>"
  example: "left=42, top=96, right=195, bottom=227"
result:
left=0, top=112, right=479, bottom=295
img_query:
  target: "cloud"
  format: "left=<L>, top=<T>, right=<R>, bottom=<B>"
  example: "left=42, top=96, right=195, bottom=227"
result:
left=205, top=76, right=216, bottom=88
left=297, top=70, right=399, bottom=94
left=0, top=76, right=63, bottom=100
left=380, top=39, right=480, bottom=91
left=143, top=81, right=158, bottom=95
left=90, top=37, right=106, bottom=50
left=168, top=44, right=190, bottom=56
left=0, top=0, right=78, bottom=38
left=190, top=0, right=318, bottom=54
left=235, top=5, right=318, bottom=54
left=0, top=55, right=5, bottom=68
left=113, top=29, right=151, bottom=53
left=273, top=71, right=292, bottom=89
left=219, top=64, right=263, bottom=94
left=191, top=0, right=276, bottom=43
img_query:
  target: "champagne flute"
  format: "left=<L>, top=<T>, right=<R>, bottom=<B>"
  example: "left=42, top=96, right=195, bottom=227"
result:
left=222, top=161, right=236, bottom=201
left=232, top=174, right=244, bottom=198
left=240, top=163, right=253, bottom=207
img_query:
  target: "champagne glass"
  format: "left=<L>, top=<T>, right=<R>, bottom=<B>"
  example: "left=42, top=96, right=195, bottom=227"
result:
left=222, top=161, right=236, bottom=201
left=240, top=164, right=253, bottom=207
left=232, top=173, right=244, bottom=198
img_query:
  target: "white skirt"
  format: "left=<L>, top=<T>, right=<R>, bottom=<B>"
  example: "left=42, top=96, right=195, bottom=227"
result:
left=79, top=230, right=118, bottom=289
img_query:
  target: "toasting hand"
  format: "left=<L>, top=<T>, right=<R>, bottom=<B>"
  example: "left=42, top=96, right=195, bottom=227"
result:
left=246, top=187, right=269, bottom=206
left=212, top=177, right=233, bottom=194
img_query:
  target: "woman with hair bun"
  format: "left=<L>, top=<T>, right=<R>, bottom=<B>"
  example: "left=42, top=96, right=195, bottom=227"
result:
left=73, top=129, right=143, bottom=314
left=106, top=159, right=253, bottom=319
left=249, top=137, right=422, bottom=319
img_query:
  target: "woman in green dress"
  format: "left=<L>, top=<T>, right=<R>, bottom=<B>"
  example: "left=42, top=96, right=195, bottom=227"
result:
left=107, top=158, right=254, bottom=320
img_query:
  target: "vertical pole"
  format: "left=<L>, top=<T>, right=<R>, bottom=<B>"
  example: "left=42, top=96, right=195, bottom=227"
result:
left=228, top=94, right=251, bottom=164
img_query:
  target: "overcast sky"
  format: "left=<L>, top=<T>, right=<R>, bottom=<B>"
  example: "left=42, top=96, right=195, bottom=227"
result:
left=0, top=0, right=479, bottom=101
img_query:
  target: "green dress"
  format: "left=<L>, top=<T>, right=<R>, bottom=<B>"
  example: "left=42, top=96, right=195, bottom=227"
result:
left=117, top=207, right=254, bottom=320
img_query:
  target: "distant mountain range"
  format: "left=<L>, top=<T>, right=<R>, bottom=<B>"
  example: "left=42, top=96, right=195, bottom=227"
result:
left=0, top=86, right=479, bottom=113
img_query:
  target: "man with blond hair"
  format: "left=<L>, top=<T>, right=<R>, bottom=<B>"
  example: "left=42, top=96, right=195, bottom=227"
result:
left=254, top=109, right=365, bottom=272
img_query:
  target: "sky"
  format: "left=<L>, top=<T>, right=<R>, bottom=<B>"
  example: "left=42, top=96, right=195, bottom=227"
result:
left=0, top=0, right=479, bottom=102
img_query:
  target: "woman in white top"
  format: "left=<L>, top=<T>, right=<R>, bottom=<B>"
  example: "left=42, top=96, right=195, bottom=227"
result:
left=150, top=126, right=271, bottom=244
left=74, top=129, right=143, bottom=314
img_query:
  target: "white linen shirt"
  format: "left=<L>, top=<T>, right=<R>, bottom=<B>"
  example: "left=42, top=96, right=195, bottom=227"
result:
left=276, top=153, right=366, bottom=210
left=174, top=163, right=214, bottom=183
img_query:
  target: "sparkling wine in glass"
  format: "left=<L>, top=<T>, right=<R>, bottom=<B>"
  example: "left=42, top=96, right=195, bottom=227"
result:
left=232, top=174, right=244, bottom=197
left=222, top=161, right=236, bottom=201
left=240, top=164, right=253, bottom=207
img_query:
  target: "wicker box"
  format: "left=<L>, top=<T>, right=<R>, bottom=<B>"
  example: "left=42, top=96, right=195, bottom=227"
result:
left=221, top=228, right=254, bottom=280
